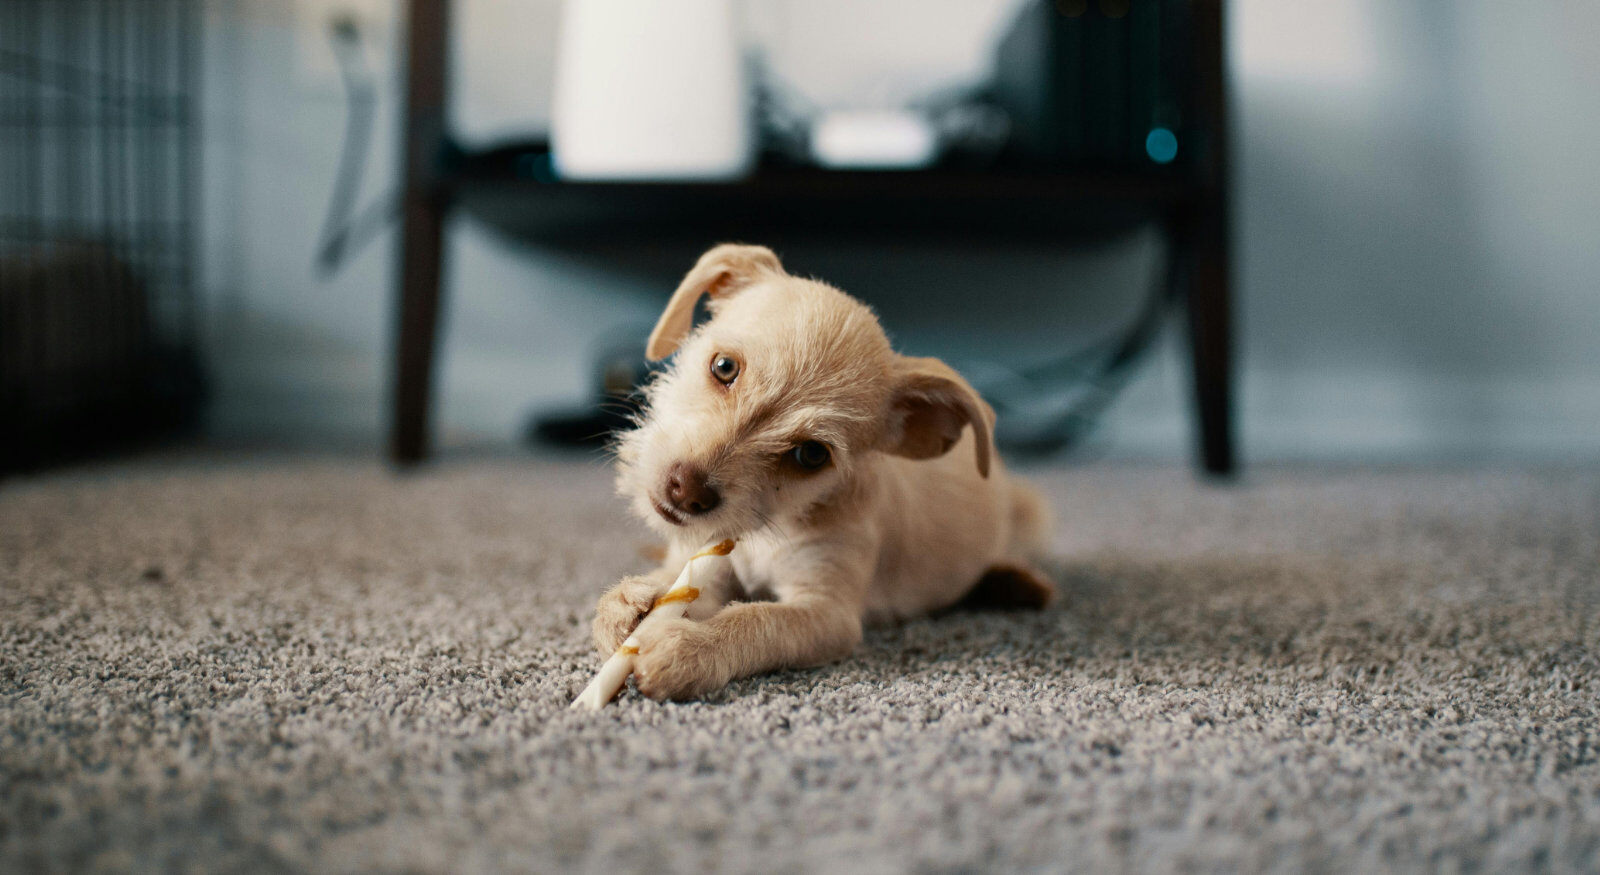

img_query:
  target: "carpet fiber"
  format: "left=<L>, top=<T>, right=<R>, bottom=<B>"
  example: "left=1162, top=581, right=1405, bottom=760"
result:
left=2, top=457, right=1598, bottom=872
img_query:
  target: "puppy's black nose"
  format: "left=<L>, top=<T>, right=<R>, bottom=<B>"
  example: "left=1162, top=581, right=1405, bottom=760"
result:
left=664, top=462, right=720, bottom=516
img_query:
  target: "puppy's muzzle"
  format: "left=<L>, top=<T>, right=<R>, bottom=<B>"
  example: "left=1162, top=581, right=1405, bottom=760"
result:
left=657, top=461, right=720, bottom=523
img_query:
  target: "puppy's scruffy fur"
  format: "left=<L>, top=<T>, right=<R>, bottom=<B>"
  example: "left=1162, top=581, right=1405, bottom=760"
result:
left=596, top=244, right=1054, bottom=700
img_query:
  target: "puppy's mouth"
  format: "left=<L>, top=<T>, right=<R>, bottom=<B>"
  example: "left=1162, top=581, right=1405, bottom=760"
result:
left=651, top=499, right=687, bottom=526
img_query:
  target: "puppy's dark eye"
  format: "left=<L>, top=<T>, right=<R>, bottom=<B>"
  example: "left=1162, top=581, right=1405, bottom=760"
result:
left=710, top=354, right=740, bottom=385
left=790, top=441, right=831, bottom=470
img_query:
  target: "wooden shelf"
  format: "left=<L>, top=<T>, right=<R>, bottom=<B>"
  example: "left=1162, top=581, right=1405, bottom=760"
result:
left=451, top=143, right=1189, bottom=247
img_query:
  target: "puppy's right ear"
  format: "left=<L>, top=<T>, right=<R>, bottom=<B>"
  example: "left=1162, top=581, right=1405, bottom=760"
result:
left=883, top=356, right=995, bottom=478
left=646, top=244, right=783, bottom=360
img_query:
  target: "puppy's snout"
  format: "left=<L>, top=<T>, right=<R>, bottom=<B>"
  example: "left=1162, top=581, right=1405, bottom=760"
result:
left=664, top=462, right=720, bottom=516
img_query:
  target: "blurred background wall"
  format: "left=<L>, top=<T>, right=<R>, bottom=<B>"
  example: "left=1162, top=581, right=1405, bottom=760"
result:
left=199, top=0, right=1600, bottom=460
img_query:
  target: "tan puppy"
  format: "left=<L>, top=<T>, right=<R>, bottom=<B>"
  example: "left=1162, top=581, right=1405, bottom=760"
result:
left=595, top=244, right=1054, bottom=700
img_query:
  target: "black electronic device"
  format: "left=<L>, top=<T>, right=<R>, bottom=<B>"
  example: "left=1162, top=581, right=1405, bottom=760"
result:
left=991, top=0, right=1193, bottom=169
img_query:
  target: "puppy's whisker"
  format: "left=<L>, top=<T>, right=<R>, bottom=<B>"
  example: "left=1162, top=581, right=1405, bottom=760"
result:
left=575, top=429, right=624, bottom=445
left=751, top=509, right=793, bottom=547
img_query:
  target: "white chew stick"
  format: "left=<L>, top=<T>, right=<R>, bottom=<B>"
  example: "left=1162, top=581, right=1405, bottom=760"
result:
left=570, top=539, right=736, bottom=710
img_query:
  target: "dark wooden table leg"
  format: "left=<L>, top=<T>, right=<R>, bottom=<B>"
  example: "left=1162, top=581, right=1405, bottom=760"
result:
left=391, top=0, right=451, bottom=465
left=1186, top=0, right=1236, bottom=476
left=1186, top=198, right=1235, bottom=475
left=393, top=192, right=446, bottom=465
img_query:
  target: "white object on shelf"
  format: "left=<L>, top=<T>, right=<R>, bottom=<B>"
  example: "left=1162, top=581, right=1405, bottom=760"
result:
left=551, top=0, right=753, bottom=181
left=809, top=110, right=940, bottom=170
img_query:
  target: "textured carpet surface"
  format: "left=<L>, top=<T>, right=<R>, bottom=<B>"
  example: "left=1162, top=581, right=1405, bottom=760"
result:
left=2, top=457, right=1598, bottom=873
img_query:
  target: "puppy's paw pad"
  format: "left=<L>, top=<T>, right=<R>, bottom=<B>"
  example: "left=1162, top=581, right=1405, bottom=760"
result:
left=960, top=563, right=1057, bottom=611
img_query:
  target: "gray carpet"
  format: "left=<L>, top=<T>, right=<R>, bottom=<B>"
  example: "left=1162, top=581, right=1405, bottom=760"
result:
left=2, top=457, right=1598, bottom=873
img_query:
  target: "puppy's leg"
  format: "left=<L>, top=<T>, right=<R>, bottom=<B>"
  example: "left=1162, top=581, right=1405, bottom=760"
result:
left=631, top=595, right=862, bottom=701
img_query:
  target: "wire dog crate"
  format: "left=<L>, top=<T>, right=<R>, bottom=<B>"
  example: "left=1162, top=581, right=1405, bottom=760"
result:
left=0, top=0, right=204, bottom=470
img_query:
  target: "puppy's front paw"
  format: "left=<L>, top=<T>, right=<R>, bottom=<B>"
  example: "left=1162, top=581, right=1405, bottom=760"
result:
left=592, top=575, right=662, bottom=655
left=632, top=618, right=727, bottom=701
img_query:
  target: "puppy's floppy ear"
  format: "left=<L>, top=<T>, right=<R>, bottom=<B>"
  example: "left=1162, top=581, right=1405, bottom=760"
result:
left=645, top=243, right=784, bottom=360
left=883, top=356, right=995, bottom=478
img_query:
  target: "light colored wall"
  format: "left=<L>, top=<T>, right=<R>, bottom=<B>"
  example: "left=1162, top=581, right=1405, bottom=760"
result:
left=198, top=0, right=1600, bottom=460
left=1231, top=0, right=1600, bottom=459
